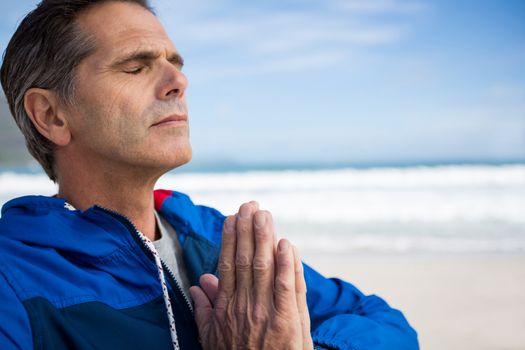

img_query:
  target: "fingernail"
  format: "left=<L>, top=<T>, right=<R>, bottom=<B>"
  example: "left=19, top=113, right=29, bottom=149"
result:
left=224, top=217, right=234, bottom=233
left=279, top=239, right=289, bottom=252
left=254, top=212, right=266, bottom=228
left=239, top=204, right=251, bottom=219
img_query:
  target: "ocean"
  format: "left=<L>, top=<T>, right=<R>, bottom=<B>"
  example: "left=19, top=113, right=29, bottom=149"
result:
left=1, top=164, right=524, bottom=255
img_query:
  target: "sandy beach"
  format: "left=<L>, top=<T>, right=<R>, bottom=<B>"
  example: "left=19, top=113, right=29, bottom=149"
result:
left=304, top=253, right=525, bottom=350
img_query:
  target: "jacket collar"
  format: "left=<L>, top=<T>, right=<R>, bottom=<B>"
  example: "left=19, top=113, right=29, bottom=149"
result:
left=1, top=191, right=224, bottom=270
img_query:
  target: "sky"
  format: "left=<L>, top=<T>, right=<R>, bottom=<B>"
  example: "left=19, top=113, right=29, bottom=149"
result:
left=1, top=0, right=524, bottom=166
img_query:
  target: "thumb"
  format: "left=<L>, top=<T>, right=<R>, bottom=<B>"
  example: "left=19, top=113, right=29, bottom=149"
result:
left=189, top=286, right=213, bottom=331
left=199, top=273, right=219, bottom=306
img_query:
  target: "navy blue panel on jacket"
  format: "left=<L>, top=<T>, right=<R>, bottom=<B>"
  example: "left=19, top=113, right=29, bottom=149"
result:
left=0, top=191, right=419, bottom=349
left=23, top=297, right=174, bottom=349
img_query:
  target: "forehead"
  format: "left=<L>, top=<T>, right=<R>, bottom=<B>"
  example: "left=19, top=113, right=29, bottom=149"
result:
left=76, top=1, right=176, bottom=58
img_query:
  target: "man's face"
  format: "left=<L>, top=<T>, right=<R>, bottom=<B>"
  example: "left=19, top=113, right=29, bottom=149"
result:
left=64, top=1, right=191, bottom=174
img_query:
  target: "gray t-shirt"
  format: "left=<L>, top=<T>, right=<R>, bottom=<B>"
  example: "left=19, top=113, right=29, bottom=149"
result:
left=153, top=211, right=191, bottom=300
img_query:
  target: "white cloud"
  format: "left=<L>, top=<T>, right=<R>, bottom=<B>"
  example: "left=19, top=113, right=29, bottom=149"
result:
left=171, top=9, right=408, bottom=49
left=251, top=24, right=406, bottom=54
left=188, top=51, right=348, bottom=81
left=173, top=20, right=250, bottom=42
left=328, top=0, right=429, bottom=15
left=157, top=0, right=424, bottom=79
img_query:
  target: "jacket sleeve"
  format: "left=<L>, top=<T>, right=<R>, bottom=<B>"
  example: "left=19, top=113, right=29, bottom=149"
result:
left=0, top=269, right=33, bottom=350
left=304, top=263, right=419, bottom=350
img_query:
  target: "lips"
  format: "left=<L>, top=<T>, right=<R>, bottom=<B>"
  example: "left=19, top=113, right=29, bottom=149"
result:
left=151, top=114, right=188, bottom=127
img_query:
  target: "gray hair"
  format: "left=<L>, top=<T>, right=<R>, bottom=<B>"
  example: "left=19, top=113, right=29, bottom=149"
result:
left=0, top=0, right=153, bottom=182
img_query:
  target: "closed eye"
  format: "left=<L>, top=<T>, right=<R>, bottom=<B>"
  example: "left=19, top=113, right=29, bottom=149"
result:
left=169, top=56, right=184, bottom=70
left=125, top=66, right=145, bottom=74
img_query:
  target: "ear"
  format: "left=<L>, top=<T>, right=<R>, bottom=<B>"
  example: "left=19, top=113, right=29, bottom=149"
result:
left=24, top=88, right=71, bottom=146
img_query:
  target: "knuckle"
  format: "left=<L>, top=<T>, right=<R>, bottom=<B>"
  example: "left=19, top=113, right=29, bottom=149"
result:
left=296, top=280, right=307, bottom=294
left=218, top=260, right=233, bottom=273
left=276, top=277, right=294, bottom=293
left=252, top=257, right=271, bottom=272
left=272, top=316, right=289, bottom=333
left=277, top=253, right=292, bottom=268
left=252, top=303, right=268, bottom=323
left=295, top=269, right=304, bottom=280
left=236, top=220, right=251, bottom=236
left=235, top=300, right=248, bottom=315
left=235, top=254, right=252, bottom=269
left=214, top=296, right=228, bottom=315
left=254, top=222, right=269, bottom=239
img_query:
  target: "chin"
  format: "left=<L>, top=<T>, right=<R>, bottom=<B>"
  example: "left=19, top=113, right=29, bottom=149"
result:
left=177, top=148, right=192, bottom=167
left=163, top=144, right=192, bottom=171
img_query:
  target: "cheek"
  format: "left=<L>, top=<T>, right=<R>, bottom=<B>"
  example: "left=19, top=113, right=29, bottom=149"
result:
left=112, top=106, right=147, bottom=148
left=112, top=100, right=150, bottom=145
left=87, top=86, right=146, bottom=141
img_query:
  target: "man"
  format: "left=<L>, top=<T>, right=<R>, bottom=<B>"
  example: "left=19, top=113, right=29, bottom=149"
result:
left=0, top=0, right=419, bottom=349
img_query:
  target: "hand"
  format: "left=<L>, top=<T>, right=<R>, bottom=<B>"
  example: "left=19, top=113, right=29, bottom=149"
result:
left=189, top=202, right=313, bottom=350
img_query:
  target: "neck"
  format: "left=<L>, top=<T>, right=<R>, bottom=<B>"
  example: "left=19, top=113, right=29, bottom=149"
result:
left=56, top=156, right=164, bottom=241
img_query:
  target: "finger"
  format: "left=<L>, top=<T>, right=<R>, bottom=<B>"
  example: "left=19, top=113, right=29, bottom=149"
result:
left=292, top=245, right=307, bottom=313
left=217, top=215, right=237, bottom=298
left=235, top=202, right=258, bottom=298
left=293, top=245, right=313, bottom=349
left=253, top=210, right=275, bottom=307
left=200, top=274, right=219, bottom=306
left=189, top=286, right=213, bottom=332
left=274, top=239, right=296, bottom=313
left=249, top=200, right=260, bottom=211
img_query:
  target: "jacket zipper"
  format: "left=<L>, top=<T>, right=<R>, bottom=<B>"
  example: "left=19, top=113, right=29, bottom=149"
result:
left=93, top=205, right=193, bottom=314
left=161, top=259, right=193, bottom=312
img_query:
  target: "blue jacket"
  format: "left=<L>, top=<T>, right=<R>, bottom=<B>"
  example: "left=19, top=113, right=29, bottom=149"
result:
left=0, top=190, right=419, bottom=349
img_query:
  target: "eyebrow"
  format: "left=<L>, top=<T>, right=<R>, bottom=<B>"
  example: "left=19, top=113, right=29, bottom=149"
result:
left=110, top=49, right=184, bottom=68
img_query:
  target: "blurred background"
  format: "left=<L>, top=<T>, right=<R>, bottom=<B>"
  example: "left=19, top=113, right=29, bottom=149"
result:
left=1, top=0, right=524, bottom=349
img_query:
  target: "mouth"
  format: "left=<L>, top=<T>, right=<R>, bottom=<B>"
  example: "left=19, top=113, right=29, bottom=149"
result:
left=150, top=114, right=188, bottom=128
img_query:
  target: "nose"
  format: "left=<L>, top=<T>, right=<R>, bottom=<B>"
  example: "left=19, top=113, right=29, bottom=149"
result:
left=156, top=61, right=188, bottom=100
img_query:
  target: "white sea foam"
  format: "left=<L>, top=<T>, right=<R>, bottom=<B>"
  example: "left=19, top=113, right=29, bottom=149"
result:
left=1, top=165, right=524, bottom=254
